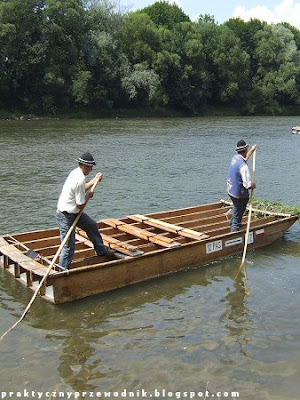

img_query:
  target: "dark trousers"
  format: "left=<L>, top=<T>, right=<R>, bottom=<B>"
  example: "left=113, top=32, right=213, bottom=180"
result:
left=56, top=211, right=106, bottom=269
left=229, top=196, right=249, bottom=232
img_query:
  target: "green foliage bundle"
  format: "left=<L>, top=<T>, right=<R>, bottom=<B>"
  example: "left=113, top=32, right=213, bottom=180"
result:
left=1, top=0, right=300, bottom=116
left=252, top=198, right=300, bottom=220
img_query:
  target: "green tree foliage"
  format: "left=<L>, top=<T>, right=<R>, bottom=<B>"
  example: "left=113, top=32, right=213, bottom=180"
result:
left=0, top=0, right=45, bottom=109
left=41, top=0, right=89, bottom=112
left=141, top=0, right=190, bottom=29
left=225, top=17, right=266, bottom=57
left=211, top=24, right=250, bottom=105
left=1, top=0, right=300, bottom=115
left=120, top=12, right=161, bottom=65
left=251, top=24, right=300, bottom=113
left=121, top=62, right=162, bottom=105
left=82, top=1, right=129, bottom=109
left=164, top=20, right=213, bottom=111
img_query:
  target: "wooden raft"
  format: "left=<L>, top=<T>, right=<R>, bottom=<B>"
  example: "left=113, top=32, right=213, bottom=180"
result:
left=129, top=214, right=210, bottom=241
left=1, top=200, right=298, bottom=304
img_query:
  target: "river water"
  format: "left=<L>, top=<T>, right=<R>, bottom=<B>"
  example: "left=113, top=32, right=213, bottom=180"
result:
left=0, top=116, right=299, bottom=399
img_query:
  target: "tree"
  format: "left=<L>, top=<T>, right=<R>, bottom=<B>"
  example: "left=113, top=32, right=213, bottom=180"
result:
left=141, top=0, right=190, bottom=29
left=164, top=20, right=213, bottom=111
left=225, top=18, right=266, bottom=84
left=120, top=11, right=161, bottom=66
left=41, top=0, right=89, bottom=112
left=210, top=24, right=250, bottom=105
left=121, top=62, right=162, bottom=105
left=119, top=11, right=167, bottom=106
left=251, top=24, right=300, bottom=112
left=0, top=0, right=45, bottom=110
left=282, top=22, right=300, bottom=50
left=82, top=29, right=128, bottom=109
left=225, top=17, right=266, bottom=56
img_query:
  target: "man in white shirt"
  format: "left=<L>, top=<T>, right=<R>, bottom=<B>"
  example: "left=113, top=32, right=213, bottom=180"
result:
left=56, top=152, right=112, bottom=269
left=227, top=140, right=256, bottom=231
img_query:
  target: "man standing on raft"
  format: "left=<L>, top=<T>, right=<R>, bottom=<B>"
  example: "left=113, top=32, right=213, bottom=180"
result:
left=56, top=152, right=113, bottom=269
left=227, top=140, right=257, bottom=232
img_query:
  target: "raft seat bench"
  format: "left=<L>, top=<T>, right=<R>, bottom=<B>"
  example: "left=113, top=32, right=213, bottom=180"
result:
left=128, top=215, right=210, bottom=241
left=102, top=218, right=182, bottom=248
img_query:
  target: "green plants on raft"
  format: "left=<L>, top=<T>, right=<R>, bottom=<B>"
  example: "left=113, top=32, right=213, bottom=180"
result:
left=252, top=198, right=300, bottom=220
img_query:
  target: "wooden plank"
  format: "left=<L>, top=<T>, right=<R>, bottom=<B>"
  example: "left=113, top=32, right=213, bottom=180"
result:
left=9, top=228, right=60, bottom=242
left=102, top=234, right=144, bottom=256
left=76, top=228, right=144, bottom=257
left=129, top=214, right=210, bottom=241
left=22, top=236, right=61, bottom=249
left=102, top=218, right=181, bottom=248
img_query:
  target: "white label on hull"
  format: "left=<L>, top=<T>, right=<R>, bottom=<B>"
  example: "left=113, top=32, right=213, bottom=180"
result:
left=206, top=240, right=223, bottom=254
left=255, top=228, right=265, bottom=236
left=248, top=231, right=254, bottom=244
left=225, top=237, right=243, bottom=247
left=224, top=231, right=254, bottom=248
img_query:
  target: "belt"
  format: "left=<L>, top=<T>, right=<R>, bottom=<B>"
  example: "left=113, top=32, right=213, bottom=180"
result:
left=57, top=210, right=77, bottom=216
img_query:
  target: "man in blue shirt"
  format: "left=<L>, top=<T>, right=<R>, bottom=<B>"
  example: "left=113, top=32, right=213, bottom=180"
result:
left=227, top=140, right=257, bottom=231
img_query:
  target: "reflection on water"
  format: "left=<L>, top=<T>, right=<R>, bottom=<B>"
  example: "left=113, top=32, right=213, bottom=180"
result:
left=219, top=271, right=254, bottom=358
left=0, top=117, right=300, bottom=399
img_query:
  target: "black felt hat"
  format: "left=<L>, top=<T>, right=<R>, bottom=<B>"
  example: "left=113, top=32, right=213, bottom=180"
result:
left=77, top=152, right=96, bottom=166
left=235, top=140, right=248, bottom=153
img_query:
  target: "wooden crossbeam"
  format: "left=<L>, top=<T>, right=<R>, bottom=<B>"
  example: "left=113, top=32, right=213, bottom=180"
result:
left=102, top=218, right=181, bottom=248
left=76, top=228, right=143, bottom=257
left=129, top=214, right=210, bottom=241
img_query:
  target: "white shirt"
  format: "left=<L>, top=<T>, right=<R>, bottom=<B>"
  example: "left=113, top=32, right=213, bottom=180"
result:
left=240, top=161, right=251, bottom=189
left=57, top=167, right=86, bottom=214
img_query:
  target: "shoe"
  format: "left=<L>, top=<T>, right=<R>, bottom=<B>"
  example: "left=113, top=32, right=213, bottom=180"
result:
left=105, top=248, right=115, bottom=258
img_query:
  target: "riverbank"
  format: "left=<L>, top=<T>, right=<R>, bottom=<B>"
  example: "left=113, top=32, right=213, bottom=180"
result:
left=2, top=104, right=300, bottom=120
